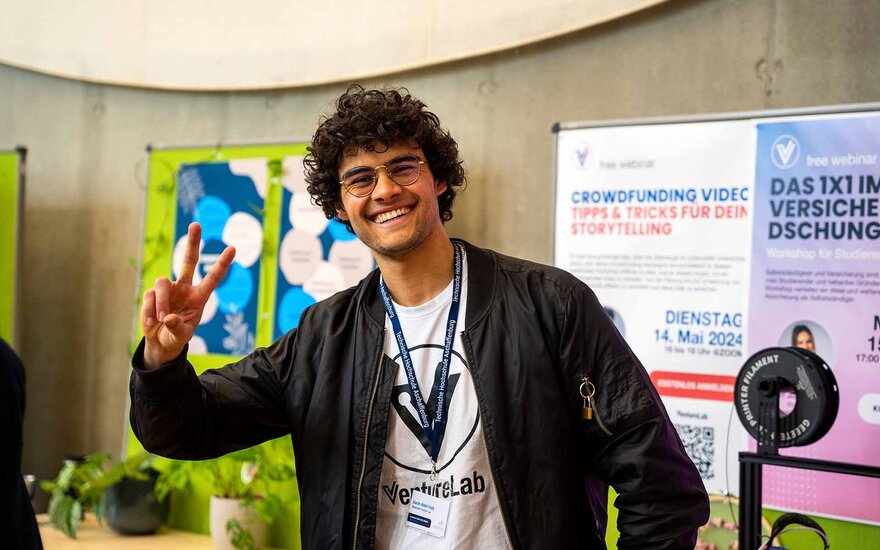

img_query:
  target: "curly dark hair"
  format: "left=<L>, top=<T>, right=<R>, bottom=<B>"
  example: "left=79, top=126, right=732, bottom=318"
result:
left=304, top=85, right=465, bottom=231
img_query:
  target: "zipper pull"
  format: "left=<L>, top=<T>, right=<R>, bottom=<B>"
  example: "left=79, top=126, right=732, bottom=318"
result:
left=579, top=376, right=595, bottom=419
left=580, top=376, right=612, bottom=436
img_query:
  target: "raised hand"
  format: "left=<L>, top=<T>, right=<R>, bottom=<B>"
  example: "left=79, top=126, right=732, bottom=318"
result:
left=141, top=222, right=236, bottom=369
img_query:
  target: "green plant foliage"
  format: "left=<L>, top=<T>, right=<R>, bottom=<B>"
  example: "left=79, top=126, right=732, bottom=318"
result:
left=40, top=451, right=164, bottom=539
left=151, top=455, right=198, bottom=502
left=46, top=494, right=81, bottom=539
left=83, top=452, right=156, bottom=498
left=226, top=518, right=257, bottom=550
left=40, top=453, right=111, bottom=539
left=157, top=438, right=296, bottom=525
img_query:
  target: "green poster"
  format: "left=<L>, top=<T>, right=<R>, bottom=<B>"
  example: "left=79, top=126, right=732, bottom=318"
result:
left=131, top=141, right=375, bottom=549
left=131, top=142, right=309, bottom=550
left=137, top=143, right=308, bottom=350
left=0, top=148, right=23, bottom=345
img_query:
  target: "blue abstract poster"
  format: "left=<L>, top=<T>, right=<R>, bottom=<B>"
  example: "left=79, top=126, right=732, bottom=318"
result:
left=274, top=156, right=375, bottom=340
left=174, top=159, right=267, bottom=355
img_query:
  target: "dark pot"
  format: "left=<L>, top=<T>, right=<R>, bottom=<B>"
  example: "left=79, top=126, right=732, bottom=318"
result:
left=103, top=475, right=167, bottom=535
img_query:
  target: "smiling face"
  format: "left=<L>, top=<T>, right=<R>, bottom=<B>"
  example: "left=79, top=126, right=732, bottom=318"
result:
left=336, top=143, right=448, bottom=260
left=795, top=329, right=815, bottom=352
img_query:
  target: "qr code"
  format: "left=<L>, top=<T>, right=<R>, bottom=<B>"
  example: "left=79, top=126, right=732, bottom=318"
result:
left=675, top=424, right=715, bottom=480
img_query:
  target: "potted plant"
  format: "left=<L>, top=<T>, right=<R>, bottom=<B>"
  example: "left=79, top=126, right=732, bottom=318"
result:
left=153, top=439, right=296, bottom=550
left=40, top=451, right=167, bottom=538
left=206, top=441, right=295, bottom=550
left=100, top=453, right=168, bottom=535
left=156, top=439, right=295, bottom=550
left=40, top=453, right=109, bottom=539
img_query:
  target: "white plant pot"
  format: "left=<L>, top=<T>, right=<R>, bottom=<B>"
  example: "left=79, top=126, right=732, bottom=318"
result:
left=210, top=496, right=268, bottom=550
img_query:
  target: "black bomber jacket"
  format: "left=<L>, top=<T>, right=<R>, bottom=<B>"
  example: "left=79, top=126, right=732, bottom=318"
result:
left=130, top=240, right=709, bottom=549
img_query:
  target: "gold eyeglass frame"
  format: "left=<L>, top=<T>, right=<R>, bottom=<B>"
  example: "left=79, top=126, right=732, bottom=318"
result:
left=339, top=158, right=425, bottom=197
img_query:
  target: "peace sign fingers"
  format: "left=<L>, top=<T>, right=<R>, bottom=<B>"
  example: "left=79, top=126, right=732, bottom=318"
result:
left=177, top=222, right=202, bottom=286
left=198, top=245, right=236, bottom=298
left=141, top=222, right=235, bottom=369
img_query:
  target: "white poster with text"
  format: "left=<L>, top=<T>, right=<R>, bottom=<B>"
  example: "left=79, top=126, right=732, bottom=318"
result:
left=555, top=121, right=755, bottom=495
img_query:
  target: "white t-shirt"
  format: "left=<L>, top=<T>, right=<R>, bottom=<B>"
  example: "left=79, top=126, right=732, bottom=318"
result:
left=374, top=254, right=510, bottom=549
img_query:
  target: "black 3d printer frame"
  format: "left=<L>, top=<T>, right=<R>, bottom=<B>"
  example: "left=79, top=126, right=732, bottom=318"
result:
left=738, top=384, right=880, bottom=549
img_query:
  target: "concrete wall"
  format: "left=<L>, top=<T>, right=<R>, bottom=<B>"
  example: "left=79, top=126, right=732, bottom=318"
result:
left=1, top=0, right=665, bottom=89
left=2, top=0, right=878, bottom=499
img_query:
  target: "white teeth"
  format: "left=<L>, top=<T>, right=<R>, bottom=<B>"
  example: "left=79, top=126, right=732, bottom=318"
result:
left=374, top=207, right=410, bottom=224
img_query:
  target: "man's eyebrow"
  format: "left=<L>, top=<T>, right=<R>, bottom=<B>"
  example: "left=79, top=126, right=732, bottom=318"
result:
left=341, top=165, right=372, bottom=178
left=386, top=154, right=420, bottom=164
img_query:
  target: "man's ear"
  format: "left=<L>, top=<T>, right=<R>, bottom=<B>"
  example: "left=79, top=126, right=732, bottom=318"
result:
left=336, top=206, right=349, bottom=222
left=435, top=180, right=448, bottom=196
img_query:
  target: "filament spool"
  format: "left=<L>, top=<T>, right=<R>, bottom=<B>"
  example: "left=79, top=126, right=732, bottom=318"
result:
left=735, top=347, right=838, bottom=449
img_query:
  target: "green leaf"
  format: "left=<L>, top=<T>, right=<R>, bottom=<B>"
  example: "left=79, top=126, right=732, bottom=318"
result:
left=253, top=494, right=284, bottom=524
left=226, top=518, right=256, bottom=550
left=93, top=500, right=104, bottom=524
left=48, top=495, right=80, bottom=539
left=56, top=464, right=77, bottom=491
left=69, top=501, right=82, bottom=537
left=265, top=463, right=295, bottom=482
left=39, top=480, right=57, bottom=493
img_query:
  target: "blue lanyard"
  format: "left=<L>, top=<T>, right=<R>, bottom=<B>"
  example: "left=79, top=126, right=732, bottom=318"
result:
left=379, top=243, right=463, bottom=477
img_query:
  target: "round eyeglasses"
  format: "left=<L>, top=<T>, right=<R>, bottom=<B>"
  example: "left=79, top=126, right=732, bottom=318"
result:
left=339, top=156, right=425, bottom=197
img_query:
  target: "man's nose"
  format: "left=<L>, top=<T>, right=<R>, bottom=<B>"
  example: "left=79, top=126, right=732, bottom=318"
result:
left=371, top=168, right=401, bottom=200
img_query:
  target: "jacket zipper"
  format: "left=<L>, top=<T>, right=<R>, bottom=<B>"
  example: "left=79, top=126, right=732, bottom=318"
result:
left=480, top=419, right=516, bottom=549
left=463, top=333, right=516, bottom=549
left=352, top=329, right=386, bottom=550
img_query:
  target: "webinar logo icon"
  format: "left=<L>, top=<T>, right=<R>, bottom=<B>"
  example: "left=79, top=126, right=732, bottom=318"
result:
left=572, top=143, right=591, bottom=170
left=771, top=134, right=800, bottom=169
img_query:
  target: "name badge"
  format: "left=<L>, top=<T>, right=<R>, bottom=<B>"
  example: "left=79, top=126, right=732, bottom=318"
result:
left=406, top=490, right=451, bottom=539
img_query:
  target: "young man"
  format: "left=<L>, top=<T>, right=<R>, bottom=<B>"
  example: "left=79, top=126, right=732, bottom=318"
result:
left=131, top=86, right=708, bottom=549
